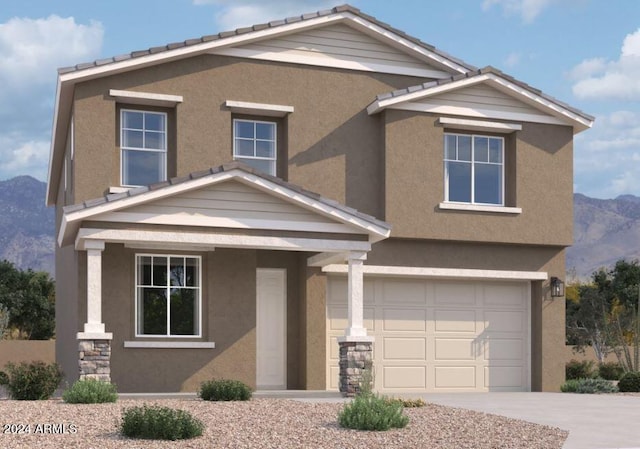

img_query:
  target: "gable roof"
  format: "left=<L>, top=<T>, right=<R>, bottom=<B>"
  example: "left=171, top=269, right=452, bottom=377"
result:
left=367, top=66, right=594, bottom=133
left=58, top=162, right=391, bottom=247
left=47, top=4, right=475, bottom=206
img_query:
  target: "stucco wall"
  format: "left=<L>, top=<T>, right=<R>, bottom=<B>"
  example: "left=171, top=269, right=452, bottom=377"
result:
left=0, top=341, right=56, bottom=369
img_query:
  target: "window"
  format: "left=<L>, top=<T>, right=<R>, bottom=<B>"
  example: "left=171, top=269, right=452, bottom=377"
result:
left=135, top=255, right=201, bottom=337
left=444, top=133, right=504, bottom=205
left=121, top=109, right=167, bottom=186
left=233, top=119, right=277, bottom=176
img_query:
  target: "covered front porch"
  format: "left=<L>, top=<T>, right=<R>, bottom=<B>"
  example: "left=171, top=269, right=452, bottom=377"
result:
left=58, top=163, right=390, bottom=393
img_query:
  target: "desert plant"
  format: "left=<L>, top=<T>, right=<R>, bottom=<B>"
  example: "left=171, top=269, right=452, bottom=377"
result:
left=560, top=377, right=618, bottom=394
left=391, top=397, right=426, bottom=408
left=565, top=359, right=596, bottom=380
left=598, top=362, right=624, bottom=381
left=338, top=393, right=409, bottom=431
left=199, top=379, right=252, bottom=401
left=0, top=305, right=9, bottom=339
left=618, top=371, right=640, bottom=392
left=120, top=405, right=204, bottom=440
left=1, top=361, right=63, bottom=400
left=62, top=378, right=117, bottom=403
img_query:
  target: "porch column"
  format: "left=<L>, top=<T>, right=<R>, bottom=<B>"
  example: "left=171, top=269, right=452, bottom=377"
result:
left=338, top=251, right=373, bottom=397
left=77, top=240, right=112, bottom=382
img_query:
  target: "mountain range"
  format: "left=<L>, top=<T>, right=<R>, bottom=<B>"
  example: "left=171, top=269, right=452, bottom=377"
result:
left=0, top=176, right=637, bottom=281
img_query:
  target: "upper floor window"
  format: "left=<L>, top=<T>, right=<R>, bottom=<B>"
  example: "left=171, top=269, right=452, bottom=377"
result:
left=444, top=133, right=504, bottom=206
left=121, top=109, right=167, bottom=186
left=233, top=119, right=277, bottom=176
left=135, top=255, right=201, bottom=337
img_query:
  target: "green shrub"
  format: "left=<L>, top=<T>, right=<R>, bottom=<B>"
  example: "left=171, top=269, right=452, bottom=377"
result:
left=598, top=362, right=624, bottom=381
left=1, top=361, right=63, bottom=400
left=338, top=393, right=409, bottom=431
left=199, top=379, right=252, bottom=401
left=565, top=359, right=596, bottom=380
left=120, top=405, right=204, bottom=440
left=0, top=370, right=8, bottom=386
left=62, top=378, right=117, bottom=404
left=560, top=377, right=617, bottom=394
left=619, top=371, right=640, bottom=392
left=388, top=397, right=426, bottom=408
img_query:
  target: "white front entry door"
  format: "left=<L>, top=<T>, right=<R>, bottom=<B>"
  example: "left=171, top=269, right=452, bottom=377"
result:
left=256, top=269, right=287, bottom=389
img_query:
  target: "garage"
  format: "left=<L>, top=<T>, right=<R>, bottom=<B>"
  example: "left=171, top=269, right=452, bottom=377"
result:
left=327, top=276, right=530, bottom=392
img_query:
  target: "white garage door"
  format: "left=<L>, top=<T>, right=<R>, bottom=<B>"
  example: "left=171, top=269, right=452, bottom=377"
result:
left=327, top=277, right=530, bottom=392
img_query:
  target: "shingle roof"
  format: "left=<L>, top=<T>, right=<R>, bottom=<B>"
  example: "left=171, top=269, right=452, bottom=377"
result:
left=57, top=4, right=475, bottom=75
left=63, top=161, right=391, bottom=232
left=375, top=66, right=594, bottom=121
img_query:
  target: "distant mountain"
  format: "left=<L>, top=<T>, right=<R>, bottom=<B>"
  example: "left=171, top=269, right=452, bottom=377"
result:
left=0, top=175, right=635, bottom=282
left=569, top=193, right=640, bottom=279
left=0, top=176, right=54, bottom=276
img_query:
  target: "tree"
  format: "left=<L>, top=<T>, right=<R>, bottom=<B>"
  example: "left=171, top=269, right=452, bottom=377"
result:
left=0, top=260, right=55, bottom=340
left=567, top=259, right=640, bottom=371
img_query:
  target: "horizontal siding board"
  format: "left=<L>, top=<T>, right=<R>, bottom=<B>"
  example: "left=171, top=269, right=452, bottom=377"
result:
left=235, top=22, right=434, bottom=73
left=112, top=205, right=331, bottom=222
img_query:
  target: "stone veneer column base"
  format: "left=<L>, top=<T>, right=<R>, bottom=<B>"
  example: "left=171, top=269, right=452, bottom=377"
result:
left=338, top=340, right=373, bottom=397
left=78, top=339, right=111, bottom=382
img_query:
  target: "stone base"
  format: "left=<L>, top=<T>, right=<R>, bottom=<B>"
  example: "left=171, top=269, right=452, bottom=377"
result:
left=78, top=339, right=111, bottom=382
left=338, top=340, right=373, bottom=397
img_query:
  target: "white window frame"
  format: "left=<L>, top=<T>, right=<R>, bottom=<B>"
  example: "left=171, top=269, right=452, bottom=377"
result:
left=443, top=132, right=505, bottom=206
left=134, top=254, right=202, bottom=338
left=120, top=109, right=168, bottom=187
left=233, top=118, right=277, bottom=176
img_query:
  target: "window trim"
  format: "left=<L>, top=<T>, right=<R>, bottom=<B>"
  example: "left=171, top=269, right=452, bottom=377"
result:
left=120, top=108, right=168, bottom=188
left=443, top=132, right=505, bottom=207
left=232, top=118, right=278, bottom=176
left=134, top=253, right=202, bottom=338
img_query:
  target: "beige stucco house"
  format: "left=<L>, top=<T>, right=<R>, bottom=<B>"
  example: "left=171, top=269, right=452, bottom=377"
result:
left=47, top=5, right=593, bottom=394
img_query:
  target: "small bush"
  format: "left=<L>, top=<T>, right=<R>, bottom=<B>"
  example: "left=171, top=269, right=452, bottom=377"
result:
left=199, top=379, right=252, bottom=401
left=338, top=393, right=409, bottom=431
left=565, top=359, right=595, bottom=380
left=0, top=371, right=8, bottom=386
left=1, top=361, right=63, bottom=400
left=120, top=405, right=204, bottom=440
left=389, top=397, right=426, bottom=408
left=598, top=362, right=624, bottom=381
left=62, top=378, right=117, bottom=404
left=619, top=371, right=640, bottom=392
left=561, top=377, right=617, bottom=394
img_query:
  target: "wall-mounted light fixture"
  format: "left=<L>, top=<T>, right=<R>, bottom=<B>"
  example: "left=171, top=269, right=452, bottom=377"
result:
left=550, top=277, right=565, bottom=298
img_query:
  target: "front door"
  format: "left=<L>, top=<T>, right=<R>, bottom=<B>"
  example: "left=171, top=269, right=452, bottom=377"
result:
left=256, top=268, right=287, bottom=389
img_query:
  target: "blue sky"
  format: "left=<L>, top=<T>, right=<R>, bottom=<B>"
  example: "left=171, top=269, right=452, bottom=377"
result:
left=0, top=0, right=639, bottom=199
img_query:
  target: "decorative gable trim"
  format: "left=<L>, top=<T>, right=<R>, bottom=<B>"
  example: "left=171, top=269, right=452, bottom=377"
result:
left=59, top=164, right=391, bottom=247
left=367, top=72, right=594, bottom=133
left=437, top=117, right=522, bottom=133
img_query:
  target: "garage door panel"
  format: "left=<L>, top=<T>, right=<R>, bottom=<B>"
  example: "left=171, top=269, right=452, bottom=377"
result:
left=434, top=283, right=476, bottom=306
left=435, top=309, right=477, bottom=332
left=382, top=279, right=427, bottom=305
left=383, top=337, right=426, bottom=360
left=434, top=366, right=476, bottom=388
left=434, top=338, right=478, bottom=360
left=484, top=366, right=524, bottom=389
left=484, top=339, right=524, bottom=360
left=382, top=308, right=426, bottom=331
left=382, top=366, right=426, bottom=389
left=327, top=277, right=529, bottom=393
left=484, top=311, right=525, bottom=333
left=483, top=284, right=526, bottom=308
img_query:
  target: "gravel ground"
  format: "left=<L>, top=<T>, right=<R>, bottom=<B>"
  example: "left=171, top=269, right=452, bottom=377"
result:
left=0, top=398, right=567, bottom=449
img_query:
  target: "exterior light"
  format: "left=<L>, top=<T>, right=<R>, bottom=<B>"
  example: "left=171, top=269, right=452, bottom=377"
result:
left=550, top=277, right=565, bottom=298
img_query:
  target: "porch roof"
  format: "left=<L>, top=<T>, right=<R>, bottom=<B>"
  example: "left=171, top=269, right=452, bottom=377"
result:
left=60, top=162, right=391, bottom=252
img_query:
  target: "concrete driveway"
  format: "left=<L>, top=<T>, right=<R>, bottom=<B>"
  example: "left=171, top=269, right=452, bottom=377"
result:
left=420, top=392, right=640, bottom=449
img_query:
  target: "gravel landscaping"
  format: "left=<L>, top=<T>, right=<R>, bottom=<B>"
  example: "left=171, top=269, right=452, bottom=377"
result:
left=0, top=398, right=567, bottom=448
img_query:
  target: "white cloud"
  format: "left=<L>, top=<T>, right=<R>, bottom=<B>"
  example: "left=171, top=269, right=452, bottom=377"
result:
left=504, top=52, right=521, bottom=68
left=574, top=110, right=640, bottom=198
left=572, top=29, right=640, bottom=100
left=482, top=0, right=556, bottom=23
left=193, top=0, right=338, bottom=30
left=0, top=15, right=103, bottom=181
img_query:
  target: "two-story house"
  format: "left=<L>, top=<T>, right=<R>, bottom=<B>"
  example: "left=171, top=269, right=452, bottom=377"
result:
left=47, top=5, right=593, bottom=394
